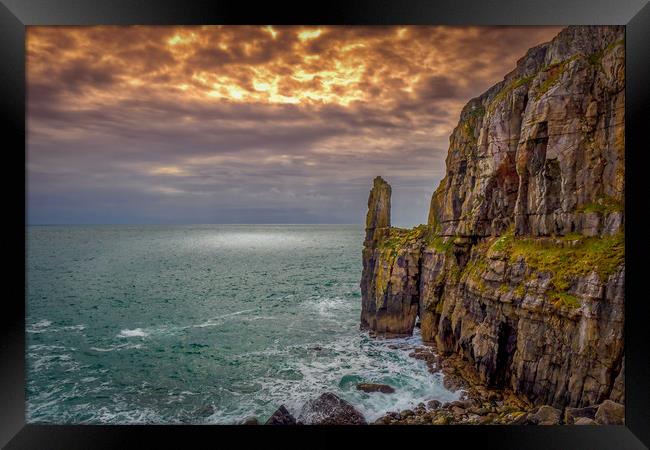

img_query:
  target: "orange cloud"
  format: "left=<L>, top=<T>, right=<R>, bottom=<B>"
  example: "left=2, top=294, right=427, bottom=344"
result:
left=27, top=25, right=561, bottom=110
left=26, top=25, right=564, bottom=225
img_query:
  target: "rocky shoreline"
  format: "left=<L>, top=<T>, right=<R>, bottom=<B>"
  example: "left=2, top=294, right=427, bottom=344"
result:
left=373, top=342, right=623, bottom=425
left=259, top=339, right=623, bottom=426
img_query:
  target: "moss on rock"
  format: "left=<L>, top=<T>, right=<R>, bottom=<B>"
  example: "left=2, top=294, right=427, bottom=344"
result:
left=576, top=195, right=624, bottom=214
left=486, top=231, right=624, bottom=299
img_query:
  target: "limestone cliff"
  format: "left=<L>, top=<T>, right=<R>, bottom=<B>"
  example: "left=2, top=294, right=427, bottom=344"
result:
left=360, top=26, right=625, bottom=410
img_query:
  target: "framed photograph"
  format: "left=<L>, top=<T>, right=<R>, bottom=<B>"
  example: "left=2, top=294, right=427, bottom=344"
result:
left=2, top=0, right=649, bottom=448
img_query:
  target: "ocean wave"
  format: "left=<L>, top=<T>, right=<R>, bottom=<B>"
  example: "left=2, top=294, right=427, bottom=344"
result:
left=27, top=321, right=86, bottom=334
left=117, top=328, right=148, bottom=338
left=193, top=309, right=256, bottom=328
left=27, top=319, right=52, bottom=333
left=28, top=344, right=69, bottom=352
left=305, top=296, right=353, bottom=317
left=164, top=390, right=199, bottom=405
left=29, top=353, right=80, bottom=373
left=77, top=405, right=166, bottom=425
left=90, top=343, right=144, bottom=352
left=108, top=310, right=258, bottom=342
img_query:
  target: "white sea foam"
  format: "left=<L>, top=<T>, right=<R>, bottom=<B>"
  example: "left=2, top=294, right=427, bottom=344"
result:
left=165, top=390, right=197, bottom=404
left=81, top=405, right=166, bottom=424
left=28, top=344, right=68, bottom=352
left=29, top=353, right=80, bottom=373
left=28, top=321, right=86, bottom=334
left=117, top=328, right=148, bottom=338
left=226, top=329, right=461, bottom=423
left=27, top=319, right=53, bottom=333
left=193, top=309, right=256, bottom=328
left=310, top=296, right=348, bottom=317
left=90, top=343, right=144, bottom=352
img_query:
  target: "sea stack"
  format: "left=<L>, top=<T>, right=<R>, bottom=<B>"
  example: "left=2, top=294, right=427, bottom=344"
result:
left=364, top=176, right=391, bottom=243
left=361, top=176, right=422, bottom=337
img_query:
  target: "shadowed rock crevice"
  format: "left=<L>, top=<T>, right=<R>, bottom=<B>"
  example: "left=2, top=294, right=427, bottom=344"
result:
left=493, top=321, right=517, bottom=388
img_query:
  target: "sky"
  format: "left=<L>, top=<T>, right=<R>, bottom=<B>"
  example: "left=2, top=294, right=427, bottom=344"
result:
left=27, top=25, right=562, bottom=226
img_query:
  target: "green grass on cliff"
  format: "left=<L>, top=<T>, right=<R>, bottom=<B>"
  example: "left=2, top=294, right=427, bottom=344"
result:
left=534, top=55, right=580, bottom=100
left=461, top=121, right=478, bottom=145
left=549, top=291, right=581, bottom=309
left=488, top=231, right=625, bottom=295
left=467, top=104, right=486, bottom=119
left=486, top=74, right=535, bottom=113
left=576, top=195, right=624, bottom=214
left=372, top=223, right=624, bottom=310
left=587, top=39, right=625, bottom=67
left=377, top=225, right=457, bottom=256
left=426, top=234, right=455, bottom=254
left=376, top=225, right=428, bottom=256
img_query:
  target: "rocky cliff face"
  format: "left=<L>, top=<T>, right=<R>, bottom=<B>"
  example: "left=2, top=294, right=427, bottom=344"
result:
left=360, top=26, right=624, bottom=410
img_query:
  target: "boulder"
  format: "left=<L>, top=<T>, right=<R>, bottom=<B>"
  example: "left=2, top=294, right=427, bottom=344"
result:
left=298, top=392, right=367, bottom=425
left=194, top=405, right=214, bottom=417
left=595, top=400, right=624, bottom=425
left=265, top=405, right=297, bottom=425
left=242, top=416, right=259, bottom=425
left=373, top=416, right=391, bottom=425
left=427, top=399, right=442, bottom=410
left=574, top=417, right=598, bottom=425
left=356, top=383, right=395, bottom=394
left=431, top=414, right=451, bottom=425
left=509, top=411, right=530, bottom=424
left=564, top=405, right=598, bottom=424
left=530, top=405, right=562, bottom=425
left=451, top=406, right=466, bottom=418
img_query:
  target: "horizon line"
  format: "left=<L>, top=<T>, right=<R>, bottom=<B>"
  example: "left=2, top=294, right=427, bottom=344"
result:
left=26, top=222, right=424, bottom=227
left=26, top=222, right=361, bottom=226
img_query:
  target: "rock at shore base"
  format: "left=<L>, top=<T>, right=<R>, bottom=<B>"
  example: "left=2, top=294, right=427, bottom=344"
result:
left=575, top=417, right=598, bottom=425
left=265, top=405, right=296, bottom=425
left=564, top=405, right=598, bottom=424
left=298, top=392, right=367, bottom=425
left=194, top=404, right=214, bottom=417
left=595, top=400, right=624, bottom=425
left=530, top=406, right=562, bottom=425
left=356, top=383, right=395, bottom=394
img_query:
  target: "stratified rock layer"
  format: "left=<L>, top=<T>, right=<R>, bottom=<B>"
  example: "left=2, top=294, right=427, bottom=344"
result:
left=428, top=25, right=624, bottom=239
left=360, top=26, right=624, bottom=411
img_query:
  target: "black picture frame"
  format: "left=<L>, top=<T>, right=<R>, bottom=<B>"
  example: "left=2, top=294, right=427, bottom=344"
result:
left=2, top=0, right=649, bottom=448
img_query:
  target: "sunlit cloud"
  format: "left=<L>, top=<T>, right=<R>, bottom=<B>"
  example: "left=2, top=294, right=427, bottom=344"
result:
left=150, top=166, right=187, bottom=176
left=298, top=28, right=323, bottom=41
left=26, top=25, right=563, bottom=225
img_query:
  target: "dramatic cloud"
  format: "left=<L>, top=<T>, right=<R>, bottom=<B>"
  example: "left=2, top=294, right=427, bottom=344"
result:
left=27, top=25, right=562, bottom=225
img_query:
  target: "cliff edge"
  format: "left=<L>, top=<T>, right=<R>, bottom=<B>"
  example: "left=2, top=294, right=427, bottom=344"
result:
left=360, top=26, right=625, bottom=410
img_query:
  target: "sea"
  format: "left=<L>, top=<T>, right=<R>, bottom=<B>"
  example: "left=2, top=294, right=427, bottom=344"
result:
left=26, top=224, right=459, bottom=424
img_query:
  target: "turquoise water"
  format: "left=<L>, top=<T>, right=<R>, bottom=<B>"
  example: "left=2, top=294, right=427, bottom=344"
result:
left=26, top=225, right=458, bottom=424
